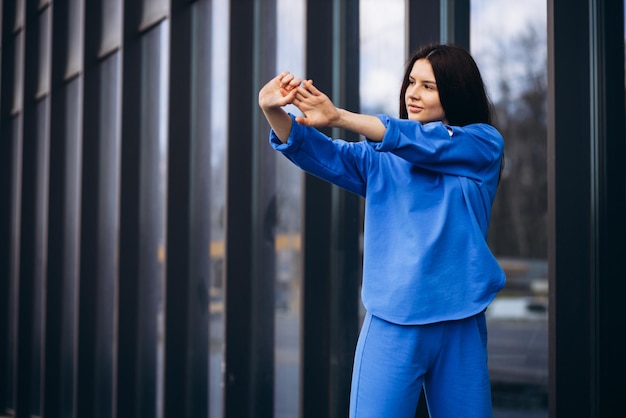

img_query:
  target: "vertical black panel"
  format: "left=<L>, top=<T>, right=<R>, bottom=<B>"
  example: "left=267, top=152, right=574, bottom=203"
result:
left=164, top=1, right=194, bottom=412
left=448, top=0, right=469, bottom=49
left=116, top=0, right=145, bottom=417
left=547, top=1, right=593, bottom=417
left=77, top=0, right=102, bottom=415
left=16, top=102, right=35, bottom=418
left=407, top=0, right=440, bottom=53
left=301, top=1, right=334, bottom=416
left=45, top=1, right=80, bottom=417
left=186, top=1, right=213, bottom=415
left=328, top=1, right=361, bottom=417
left=120, top=15, right=172, bottom=415
left=0, top=0, right=17, bottom=413
left=44, top=7, right=66, bottom=414
left=595, top=0, right=626, bottom=415
left=5, top=117, right=23, bottom=417
left=223, top=0, right=254, bottom=414
left=79, top=1, right=122, bottom=417
left=301, top=1, right=363, bottom=417
left=54, top=80, right=82, bottom=418
left=224, top=0, right=277, bottom=416
left=188, top=1, right=213, bottom=414
left=163, top=1, right=211, bottom=417
left=250, top=0, right=277, bottom=415
left=15, top=1, right=45, bottom=416
left=548, top=0, right=626, bottom=416
left=224, top=0, right=276, bottom=417
left=407, top=0, right=469, bottom=53
left=29, top=100, right=50, bottom=417
left=300, top=177, right=332, bottom=418
left=136, top=26, right=168, bottom=418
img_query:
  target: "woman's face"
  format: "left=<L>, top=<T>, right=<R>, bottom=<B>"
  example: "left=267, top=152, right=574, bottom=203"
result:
left=404, top=59, right=446, bottom=124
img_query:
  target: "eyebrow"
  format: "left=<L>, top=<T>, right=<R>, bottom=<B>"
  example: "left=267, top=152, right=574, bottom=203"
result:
left=409, top=76, right=437, bottom=85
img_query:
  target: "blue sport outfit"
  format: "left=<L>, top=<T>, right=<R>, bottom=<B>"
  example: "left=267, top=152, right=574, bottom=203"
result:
left=270, top=113, right=505, bottom=417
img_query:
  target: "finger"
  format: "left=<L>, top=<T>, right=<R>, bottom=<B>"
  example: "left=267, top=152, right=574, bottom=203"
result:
left=295, top=115, right=311, bottom=126
left=293, top=90, right=307, bottom=102
left=295, top=87, right=312, bottom=99
left=294, top=94, right=312, bottom=109
left=282, top=88, right=298, bottom=103
left=281, top=73, right=294, bottom=86
left=292, top=98, right=306, bottom=111
left=278, top=71, right=291, bottom=84
left=304, top=79, right=321, bottom=95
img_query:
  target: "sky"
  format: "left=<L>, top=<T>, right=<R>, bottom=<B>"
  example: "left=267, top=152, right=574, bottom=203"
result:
left=470, top=0, right=547, bottom=102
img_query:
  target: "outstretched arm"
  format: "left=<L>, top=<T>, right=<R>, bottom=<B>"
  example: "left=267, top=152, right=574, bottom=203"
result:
left=293, top=79, right=386, bottom=142
left=258, top=72, right=302, bottom=143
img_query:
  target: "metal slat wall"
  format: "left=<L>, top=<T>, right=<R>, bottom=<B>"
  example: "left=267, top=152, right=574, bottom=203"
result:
left=0, top=1, right=214, bottom=417
left=77, top=0, right=122, bottom=416
left=300, top=1, right=361, bottom=418
left=223, top=0, right=276, bottom=417
left=117, top=0, right=159, bottom=417
left=300, top=0, right=361, bottom=417
left=163, top=1, right=212, bottom=418
left=45, top=0, right=82, bottom=417
left=327, top=2, right=361, bottom=416
left=300, top=1, right=335, bottom=416
left=0, top=0, right=19, bottom=415
left=12, top=2, right=54, bottom=417
left=0, top=0, right=13, bottom=413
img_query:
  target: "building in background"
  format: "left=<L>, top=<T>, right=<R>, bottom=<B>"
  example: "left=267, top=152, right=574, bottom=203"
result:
left=0, top=1, right=624, bottom=418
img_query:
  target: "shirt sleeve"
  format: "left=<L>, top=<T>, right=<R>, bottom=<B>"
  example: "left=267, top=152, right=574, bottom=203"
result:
left=269, top=113, right=370, bottom=197
left=367, top=114, right=504, bottom=183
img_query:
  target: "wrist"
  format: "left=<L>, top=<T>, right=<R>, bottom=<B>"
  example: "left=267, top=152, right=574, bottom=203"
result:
left=333, top=108, right=348, bottom=129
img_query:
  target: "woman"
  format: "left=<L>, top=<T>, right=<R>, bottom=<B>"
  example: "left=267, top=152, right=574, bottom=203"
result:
left=258, top=44, right=505, bottom=418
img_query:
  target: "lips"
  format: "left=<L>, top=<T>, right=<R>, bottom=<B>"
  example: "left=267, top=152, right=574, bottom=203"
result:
left=407, top=104, right=423, bottom=112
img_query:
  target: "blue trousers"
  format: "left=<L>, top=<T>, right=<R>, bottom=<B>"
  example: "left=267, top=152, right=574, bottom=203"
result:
left=349, top=312, right=492, bottom=418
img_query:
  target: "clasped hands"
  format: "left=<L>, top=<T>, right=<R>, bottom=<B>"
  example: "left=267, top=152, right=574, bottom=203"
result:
left=259, top=71, right=340, bottom=128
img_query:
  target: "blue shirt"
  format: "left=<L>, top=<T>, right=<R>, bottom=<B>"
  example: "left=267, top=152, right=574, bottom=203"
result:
left=270, top=113, right=506, bottom=325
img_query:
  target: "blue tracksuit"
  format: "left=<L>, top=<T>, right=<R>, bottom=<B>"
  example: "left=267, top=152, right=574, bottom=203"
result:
left=269, top=113, right=505, bottom=417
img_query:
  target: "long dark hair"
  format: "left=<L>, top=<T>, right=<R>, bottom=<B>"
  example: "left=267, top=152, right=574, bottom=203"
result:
left=399, top=44, right=493, bottom=126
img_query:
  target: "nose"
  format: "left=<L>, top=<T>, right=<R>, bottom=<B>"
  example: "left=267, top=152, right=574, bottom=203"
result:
left=406, top=84, right=418, bottom=99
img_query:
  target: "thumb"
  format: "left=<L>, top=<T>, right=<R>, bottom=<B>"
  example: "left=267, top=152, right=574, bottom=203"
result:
left=295, top=115, right=311, bottom=126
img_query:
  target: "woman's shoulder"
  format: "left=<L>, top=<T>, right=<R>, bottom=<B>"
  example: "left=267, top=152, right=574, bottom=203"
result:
left=465, top=122, right=501, bottom=133
left=452, top=123, right=503, bottom=145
